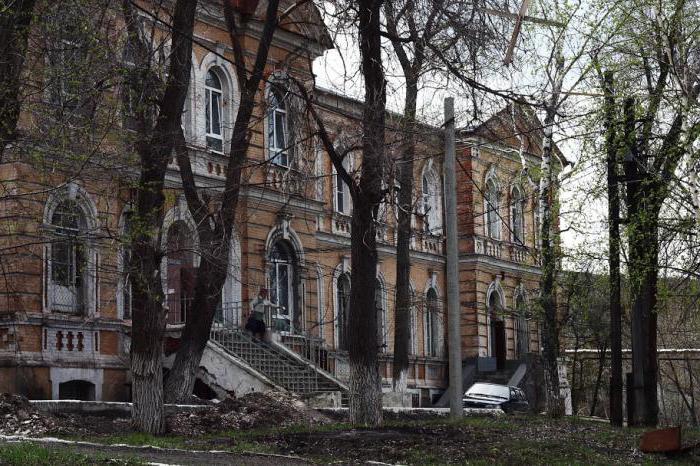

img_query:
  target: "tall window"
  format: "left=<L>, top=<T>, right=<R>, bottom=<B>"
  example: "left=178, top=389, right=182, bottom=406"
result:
left=119, top=211, right=133, bottom=320
left=422, top=168, right=443, bottom=235
left=268, top=240, right=296, bottom=333
left=268, top=87, right=290, bottom=166
left=485, top=177, right=501, bottom=239
left=336, top=273, right=351, bottom=351
left=409, top=291, right=417, bottom=355
left=47, top=15, right=87, bottom=110
left=120, top=41, right=139, bottom=130
left=511, top=186, right=525, bottom=244
left=515, top=293, right=529, bottom=359
left=425, top=288, right=440, bottom=357
left=376, top=280, right=387, bottom=352
left=205, top=69, right=224, bottom=152
left=334, top=156, right=353, bottom=215
left=49, top=199, right=88, bottom=313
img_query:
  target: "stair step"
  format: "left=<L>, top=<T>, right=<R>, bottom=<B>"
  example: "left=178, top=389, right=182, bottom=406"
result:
left=210, top=329, right=345, bottom=395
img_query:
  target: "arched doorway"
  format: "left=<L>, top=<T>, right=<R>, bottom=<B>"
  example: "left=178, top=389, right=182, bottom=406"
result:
left=165, top=221, right=196, bottom=324
left=268, top=239, right=298, bottom=333
left=488, top=291, right=506, bottom=370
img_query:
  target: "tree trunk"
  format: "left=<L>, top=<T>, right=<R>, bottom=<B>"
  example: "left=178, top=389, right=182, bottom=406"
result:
left=347, top=0, right=385, bottom=427
left=349, top=199, right=383, bottom=426
left=0, top=0, right=36, bottom=161
left=392, top=77, right=418, bottom=393
left=540, top=111, right=563, bottom=417
left=590, top=341, right=607, bottom=417
left=603, top=70, right=623, bottom=427
left=124, top=0, right=198, bottom=433
left=164, top=241, right=227, bottom=402
left=622, top=97, right=660, bottom=427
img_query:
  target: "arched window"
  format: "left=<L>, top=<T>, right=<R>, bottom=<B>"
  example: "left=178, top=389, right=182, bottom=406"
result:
left=485, top=176, right=501, bottom=239
left=48, top=199, right=89, bottom=314
left=205, top=69, right=224, bottom=152
left=376, top=279, right=388, bottom=352
left=421, top=167, right=443, bottom=235
left=425, top=288, right=440, bottom=357
left=268, top=86, right=291, bottom=166
left=336, top=273, right=351, bottom=351
left=511, top=186, right=525, bottom=244
left=515, top=292, right=529, bottom=358
left=268, top=240, right=297, bottom=333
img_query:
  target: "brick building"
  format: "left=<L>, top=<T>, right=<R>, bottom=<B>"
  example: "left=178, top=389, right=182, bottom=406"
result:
left=0, top=0, right=559, bottom=405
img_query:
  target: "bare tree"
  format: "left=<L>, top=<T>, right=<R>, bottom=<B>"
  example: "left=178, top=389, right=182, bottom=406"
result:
left=121, top=0, right=198, bottom=433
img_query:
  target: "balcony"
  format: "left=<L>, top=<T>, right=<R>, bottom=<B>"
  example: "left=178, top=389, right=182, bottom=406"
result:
left=509, top=244, right=529, bottom=264
left=414, top=230, right=444, bottom=255
left=265, top=164, right=307, bottom=197
left=475, top=236, right=503, bottom=259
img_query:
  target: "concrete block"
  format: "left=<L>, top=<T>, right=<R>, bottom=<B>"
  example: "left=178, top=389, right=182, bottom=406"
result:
left=382, top=392, right=412, bottom=408
left=304, top=391, right=342, bottom=408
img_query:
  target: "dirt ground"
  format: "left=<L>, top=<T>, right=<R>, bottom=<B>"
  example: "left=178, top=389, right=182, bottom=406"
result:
left=3, top=393, right=700, bottom=465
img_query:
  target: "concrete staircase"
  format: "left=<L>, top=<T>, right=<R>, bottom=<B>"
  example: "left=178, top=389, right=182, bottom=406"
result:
left=209, top=327, right=347, bottom=395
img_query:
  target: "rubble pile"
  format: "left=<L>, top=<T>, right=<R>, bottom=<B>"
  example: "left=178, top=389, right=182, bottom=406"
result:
left=167, top=391, right=330, bottom=435
left=0, top=394, right=57, bottom=437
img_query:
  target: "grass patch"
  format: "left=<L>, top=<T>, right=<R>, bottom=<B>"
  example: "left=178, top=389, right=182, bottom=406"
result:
left=0, top=442, right=143, bottom=465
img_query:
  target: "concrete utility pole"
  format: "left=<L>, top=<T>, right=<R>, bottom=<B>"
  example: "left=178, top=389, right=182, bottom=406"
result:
left=443, top=97, right=462, bottom=418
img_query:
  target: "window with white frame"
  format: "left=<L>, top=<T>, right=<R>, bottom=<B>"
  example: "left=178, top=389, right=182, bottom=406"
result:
left=511, top=185, right=525, bottom=244
left=336, top=273, right=351, bottom=351
left=425, top=287, right=440, bottom=357
left=485, top=176, right=501, bottom=240
left=334, top=155, right=353, bottom=215
left=205, top=69, right=224, bottom=152
left=421, top=167, right=443, bottom=235
left=376, top=280, right=388, bottom=352
left=47, top=199, right=90, bottom=314
left=268, top=86, right=291, bottom=166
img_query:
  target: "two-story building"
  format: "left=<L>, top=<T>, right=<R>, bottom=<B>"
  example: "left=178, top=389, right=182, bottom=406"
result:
left=0, top=0, right=559, bottom=405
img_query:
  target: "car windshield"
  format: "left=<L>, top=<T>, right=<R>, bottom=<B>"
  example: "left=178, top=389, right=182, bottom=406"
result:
left=465, top=383, right=510, bottom=400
